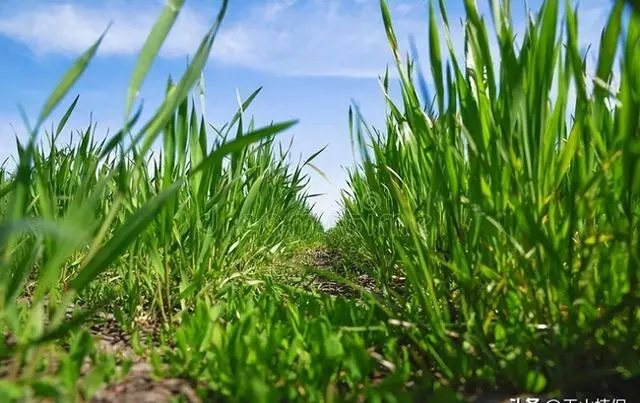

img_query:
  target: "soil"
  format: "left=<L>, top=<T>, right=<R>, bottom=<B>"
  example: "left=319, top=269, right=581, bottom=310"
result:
left=2, top=296, right=198, bottom=403
left=86, top=314, right=201, bottom=403
left=90, top=362, right=200, bottom=403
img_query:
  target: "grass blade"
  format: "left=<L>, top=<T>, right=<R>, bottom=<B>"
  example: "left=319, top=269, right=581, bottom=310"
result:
left=69, top=182, right=181, bottom=292
left=125, top=0, right=186, bottom=120
left=36, top=26, right=109, bottom=130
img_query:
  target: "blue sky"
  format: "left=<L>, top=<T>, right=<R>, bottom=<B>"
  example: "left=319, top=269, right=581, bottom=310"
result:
left=0, top=0, right=611, bottom=226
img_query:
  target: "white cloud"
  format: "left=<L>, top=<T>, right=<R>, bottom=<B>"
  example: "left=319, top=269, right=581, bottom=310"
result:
left=0, top=1, right=208, bottom=57
left=0, top=0, right=611, bottom=79
left=208, top=0, right=429, bottom=78
left=0, top=0, right=426, bottom=78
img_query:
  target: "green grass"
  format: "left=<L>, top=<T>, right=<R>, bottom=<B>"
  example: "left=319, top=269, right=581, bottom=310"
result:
left=333, top=0, right=640, bottom=396
left=0, top=0, right=639, bottom=402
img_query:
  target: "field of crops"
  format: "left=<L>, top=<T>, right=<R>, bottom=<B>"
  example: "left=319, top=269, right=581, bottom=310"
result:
left=0, top=0, right=639, bottom=402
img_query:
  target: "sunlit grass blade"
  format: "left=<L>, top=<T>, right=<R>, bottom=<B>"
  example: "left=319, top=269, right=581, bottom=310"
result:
left=100, top=103, right=144, bottom=160
left=129, top=0, right=229, bottom=160
left=54, top=95, right=80, bottom=138
left=69, top=182, right=181, bottom=292
left=125, top=0, right=186, bottom=120
left=36, top=26, right=109, bottom=131
left=428, top=0, right=444, bottom=113
left=190, top=120, right=298, bottom=175
left=30, top=308, right=97, bottom=346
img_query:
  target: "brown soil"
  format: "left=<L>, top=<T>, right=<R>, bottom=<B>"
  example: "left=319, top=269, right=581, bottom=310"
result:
left=90, top=362, right=200, bottom=403
left=297, top=248, right=378, bottom=296
left=84, top=313, right=197, bottom=403
left=3, top=295, right=198, bottom=403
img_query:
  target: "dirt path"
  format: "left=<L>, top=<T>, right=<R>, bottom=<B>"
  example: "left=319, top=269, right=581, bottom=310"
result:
left=3, top=295, right=200, bottom=403
left=87, top=314, right=201, bottom=403
left=90, top=362, right=200, bottom=403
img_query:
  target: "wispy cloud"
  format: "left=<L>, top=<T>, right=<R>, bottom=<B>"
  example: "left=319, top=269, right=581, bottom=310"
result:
left=212, top=0, right=427, bottom=78
left=0, top=0, right=427, bottom=78
left=0, top=0, right=207, bottom=57
left=0, top=0, right=611, bottom=79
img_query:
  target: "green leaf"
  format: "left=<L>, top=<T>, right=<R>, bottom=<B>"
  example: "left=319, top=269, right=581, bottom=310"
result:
left=134, top=0, right=229, bottom=159
left=37, top=26, right=109, bottom=129
left=190, top=120, right=298, bottom=175
left=526, top=370, right=547, bottom=393
left=380, top=0, right=400, bottom=62
left=69, top=181, right=181, bottom=292
left=0, top=381, right=23, bottom=401
left=556, top=120, right=582, bottom=182
left=99, top=102, right=144, bottom=159
left=31, top=308, right=96, bottom=345
left=626, top=0, right=640, bottom=15
left=595, top=1, right=624, bottom=87
left=55, top=94, right=80, bottom=137
left=429, top=0, right=444, bottom=112
left=304, top=145, right=327, bottom=166
left=494, top=323, right=506, bottom=343
left=125, top=0, right=187, bottom=119
left=30, top=379, right=61, bottom=399
left=4, top=238, right=42, bottom=307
